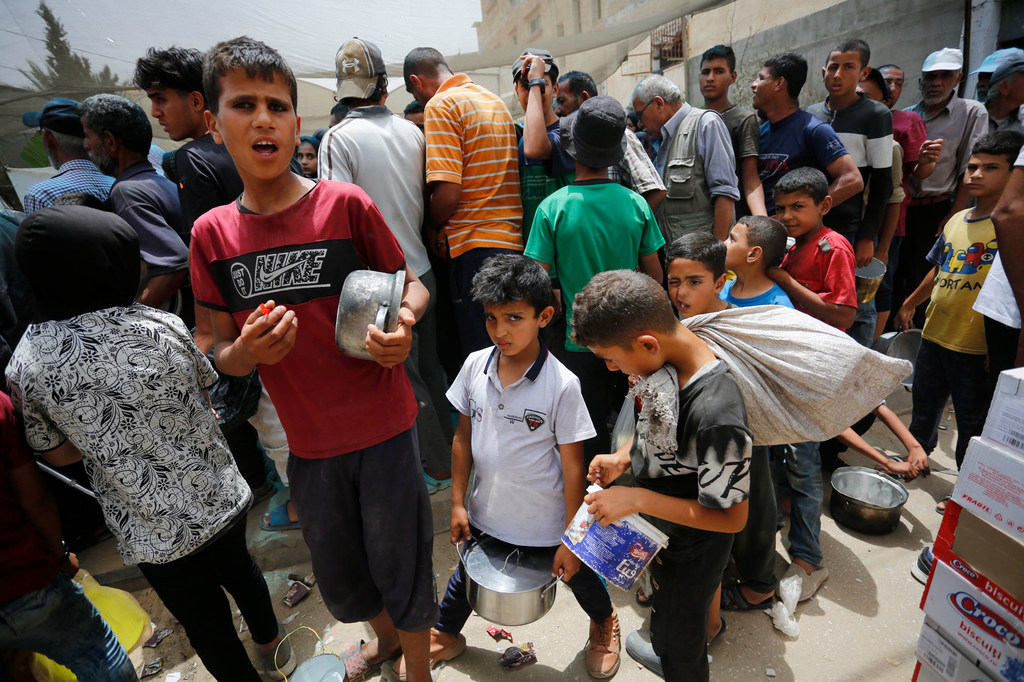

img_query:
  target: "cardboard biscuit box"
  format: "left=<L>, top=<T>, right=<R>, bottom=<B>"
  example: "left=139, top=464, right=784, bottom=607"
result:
left=921, top=559, right=1024, bottom=681
left=917, top=618, right=997, bottom=682
left=952, top=437, right=1024, bottom=545
left=934, top=501, right=1024, bottom=605
left=984, top=367, right=1024, bottom=454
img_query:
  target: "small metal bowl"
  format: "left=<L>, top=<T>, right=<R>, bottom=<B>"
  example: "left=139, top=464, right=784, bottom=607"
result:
left=335, top=269, right=405, bottom=361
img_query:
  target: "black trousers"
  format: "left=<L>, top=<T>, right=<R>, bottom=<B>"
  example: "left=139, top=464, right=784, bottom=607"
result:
left=893, top=200, right=950, bottom=328
left=985, top=316, right=1021, bottom=379
left=138, top=516, right=278, bottom=682
left=649, top=526, right=734, bottom=682
left=730, top=446, right=778, bottom=594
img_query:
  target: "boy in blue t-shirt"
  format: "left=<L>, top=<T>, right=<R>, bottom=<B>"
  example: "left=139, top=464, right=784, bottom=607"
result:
left=391, top=254, right=620, bottom=680
left=721, top=215, right=794, bottom=308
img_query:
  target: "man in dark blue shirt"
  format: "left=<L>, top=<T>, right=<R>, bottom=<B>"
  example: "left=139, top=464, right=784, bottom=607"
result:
left=751, top=51, right=863, bottom=214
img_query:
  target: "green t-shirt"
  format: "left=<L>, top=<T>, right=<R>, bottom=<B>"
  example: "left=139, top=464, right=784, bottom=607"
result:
left=524, top=180, right=665, bottom=352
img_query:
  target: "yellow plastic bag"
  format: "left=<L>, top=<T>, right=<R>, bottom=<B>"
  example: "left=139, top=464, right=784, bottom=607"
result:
left=30, top=570, right=150, bottom=682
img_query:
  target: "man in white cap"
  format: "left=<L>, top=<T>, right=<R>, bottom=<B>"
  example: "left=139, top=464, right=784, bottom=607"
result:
left=984, top=52, right=1024, bottom=134
left=895, top=48, right=987, bottom=326
left=319, top=38, right=455, bottom=496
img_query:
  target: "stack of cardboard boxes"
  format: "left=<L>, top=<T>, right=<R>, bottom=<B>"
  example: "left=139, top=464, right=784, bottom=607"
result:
left=914, top=367, right=1024, bottom=682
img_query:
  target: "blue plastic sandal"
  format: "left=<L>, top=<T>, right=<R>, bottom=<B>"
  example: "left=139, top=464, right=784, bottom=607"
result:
left=260, top=502, right=300, bottom=531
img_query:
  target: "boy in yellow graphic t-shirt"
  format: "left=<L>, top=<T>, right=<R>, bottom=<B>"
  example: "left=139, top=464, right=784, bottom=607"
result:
left=896, top=130, right=1024, bottom=468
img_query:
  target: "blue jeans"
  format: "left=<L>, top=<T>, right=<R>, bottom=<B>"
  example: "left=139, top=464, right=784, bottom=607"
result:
left=0, top=572, right=137, bottom=681
left=775, top=441, right=824, bottom=567
left=909, top=338, right=992, bottom=469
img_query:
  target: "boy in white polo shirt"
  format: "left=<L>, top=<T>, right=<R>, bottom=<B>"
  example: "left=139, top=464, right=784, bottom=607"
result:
left=392, top=254, right=620, bottom=680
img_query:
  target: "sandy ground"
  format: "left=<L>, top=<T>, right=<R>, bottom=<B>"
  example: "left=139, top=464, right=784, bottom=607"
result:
left=78, top=385, right=959, bottom=681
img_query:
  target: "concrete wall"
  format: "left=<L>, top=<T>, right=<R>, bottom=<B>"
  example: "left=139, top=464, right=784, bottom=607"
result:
left=682, top=0, right=963, bottom=110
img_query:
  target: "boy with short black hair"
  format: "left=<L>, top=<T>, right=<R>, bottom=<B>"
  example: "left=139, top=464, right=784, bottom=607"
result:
left=573, top=270, right=751, bottom=682
left=525, top=95, right=664, bottom=463
left=392, top=253, right=620, bottom=680
left=766, top=166, right=857, bottom=601
left=189, top=36, right=436, bottom=682
left=722, top=215, right=794, bottom=307
left=895, top=130, right=1024, bottom=469
left=665, top=232, right=729, bottom=318
left=769, top=167, right=858, bottom=328
left=700, top=44, right=767, bottom=216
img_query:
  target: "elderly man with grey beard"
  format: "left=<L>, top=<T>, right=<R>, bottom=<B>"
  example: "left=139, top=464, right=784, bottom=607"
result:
left=79, top=94, right=188, bottom=309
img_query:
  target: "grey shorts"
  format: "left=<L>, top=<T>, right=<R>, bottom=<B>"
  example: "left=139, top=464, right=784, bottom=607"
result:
left=287, top=426, right=438, bottom=632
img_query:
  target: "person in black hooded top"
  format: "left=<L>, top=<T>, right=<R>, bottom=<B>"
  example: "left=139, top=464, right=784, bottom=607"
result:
left=4, top=205, right=296, bottom=681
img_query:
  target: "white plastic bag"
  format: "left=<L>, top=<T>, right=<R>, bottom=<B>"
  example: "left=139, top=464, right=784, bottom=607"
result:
left=770, top=573, right=802, bottom=638
left=683, top=306, right=912, bottom=445
left=610, top=395, right=636, bottom=453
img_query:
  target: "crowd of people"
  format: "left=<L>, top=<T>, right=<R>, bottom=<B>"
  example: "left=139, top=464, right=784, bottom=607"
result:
left=0, top=29, right=1022, bottom=682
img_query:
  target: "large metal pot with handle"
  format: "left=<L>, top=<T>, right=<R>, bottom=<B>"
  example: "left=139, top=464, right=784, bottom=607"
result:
left=830, top=466, right=909, bottom=535
left=459, top=537, right=560, bottom=626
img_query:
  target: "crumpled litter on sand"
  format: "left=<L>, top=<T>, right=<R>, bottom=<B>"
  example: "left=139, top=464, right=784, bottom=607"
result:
left=499, top=642, right=536, bottom=669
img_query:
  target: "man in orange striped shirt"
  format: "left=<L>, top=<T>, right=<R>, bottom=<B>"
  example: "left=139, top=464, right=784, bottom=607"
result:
left=404, top=47, right=524, bottom=356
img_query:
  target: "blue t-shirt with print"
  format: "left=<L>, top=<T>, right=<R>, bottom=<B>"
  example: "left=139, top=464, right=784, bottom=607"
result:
left=758, top=109, right=847, bottom=214
left=721, top=279, right=794, bottom=308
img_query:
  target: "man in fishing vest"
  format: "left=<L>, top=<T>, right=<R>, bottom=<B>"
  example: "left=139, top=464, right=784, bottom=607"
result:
left=631, top=74, right=739, bottom=242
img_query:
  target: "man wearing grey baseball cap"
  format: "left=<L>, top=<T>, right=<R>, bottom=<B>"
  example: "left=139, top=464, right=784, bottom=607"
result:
left=20, top=97, right=113, bottom=213
left=984, top=52, right=1024, bottom=134
left=319, top=37, right=455, bottom=501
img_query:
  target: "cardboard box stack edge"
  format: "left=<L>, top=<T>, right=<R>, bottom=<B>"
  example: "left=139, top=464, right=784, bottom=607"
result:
left=914, top=367, right=1024, bottom=682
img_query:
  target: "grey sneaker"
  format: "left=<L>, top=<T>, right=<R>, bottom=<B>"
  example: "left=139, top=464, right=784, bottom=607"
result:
left=624, top=629, right=664, bottom=678
left=257, top=630, right=296, bottom=681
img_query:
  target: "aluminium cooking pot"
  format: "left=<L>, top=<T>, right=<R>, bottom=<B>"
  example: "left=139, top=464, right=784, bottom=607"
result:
left=459, top=537, right=560, bottom=626
left=830, top=466, right=909, bottom=535
left=335, top=269, right=405, bottom=361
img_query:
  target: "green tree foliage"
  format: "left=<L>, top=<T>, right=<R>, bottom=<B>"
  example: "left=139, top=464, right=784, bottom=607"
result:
left=19, top=1, right=119, bottom=96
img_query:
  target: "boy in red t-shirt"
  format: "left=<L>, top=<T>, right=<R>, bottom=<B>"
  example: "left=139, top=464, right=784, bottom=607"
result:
left=769, top=167, right=858, bottom=329
left=188, top=37, right=436, bottom=682
left=764, top=167, right=857, bottom=601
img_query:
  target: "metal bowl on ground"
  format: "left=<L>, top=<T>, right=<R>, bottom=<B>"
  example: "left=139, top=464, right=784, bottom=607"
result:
left=460, top=537, right=559, bottom=626
left=871, top=329, right=922, bottom=389
left=855, top=258, right=886, bottom=304
left=830, top=466, right=909, bottom=535
left=335, top=269, right=405, bottom=361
